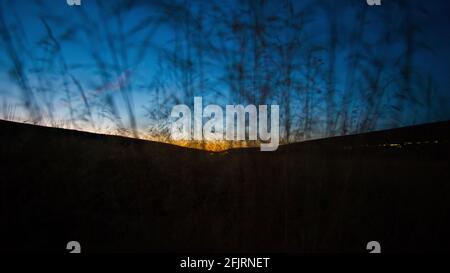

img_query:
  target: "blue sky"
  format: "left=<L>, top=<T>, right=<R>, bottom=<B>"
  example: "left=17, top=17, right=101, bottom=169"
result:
left=1, top=0, right=450, bottom=142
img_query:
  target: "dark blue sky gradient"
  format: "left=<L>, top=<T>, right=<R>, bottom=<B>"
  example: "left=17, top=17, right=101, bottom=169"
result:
left=1, top=0, right=450, bottom=142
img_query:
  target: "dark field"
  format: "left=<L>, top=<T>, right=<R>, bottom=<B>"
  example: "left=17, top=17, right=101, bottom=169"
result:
left=1, top=120, right=449, bottom=253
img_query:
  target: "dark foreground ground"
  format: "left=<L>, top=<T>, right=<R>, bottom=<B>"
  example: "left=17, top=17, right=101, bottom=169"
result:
left=1, top=120, right=450, bottom=253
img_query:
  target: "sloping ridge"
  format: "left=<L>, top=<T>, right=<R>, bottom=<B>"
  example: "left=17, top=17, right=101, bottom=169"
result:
left=0, top=119, right=450, bottom=253
left=1, top=119, right=450, bottom=152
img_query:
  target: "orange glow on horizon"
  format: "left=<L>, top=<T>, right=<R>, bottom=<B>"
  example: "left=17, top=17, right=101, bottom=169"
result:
left=1, top=118, right=262, bottom=152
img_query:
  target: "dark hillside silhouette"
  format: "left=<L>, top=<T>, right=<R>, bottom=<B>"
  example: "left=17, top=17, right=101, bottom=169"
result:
left=1, top=119, right=449, bottom=252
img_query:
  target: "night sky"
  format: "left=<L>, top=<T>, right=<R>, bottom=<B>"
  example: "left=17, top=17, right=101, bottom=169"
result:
left=1, top=0, right=450, bottom=145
